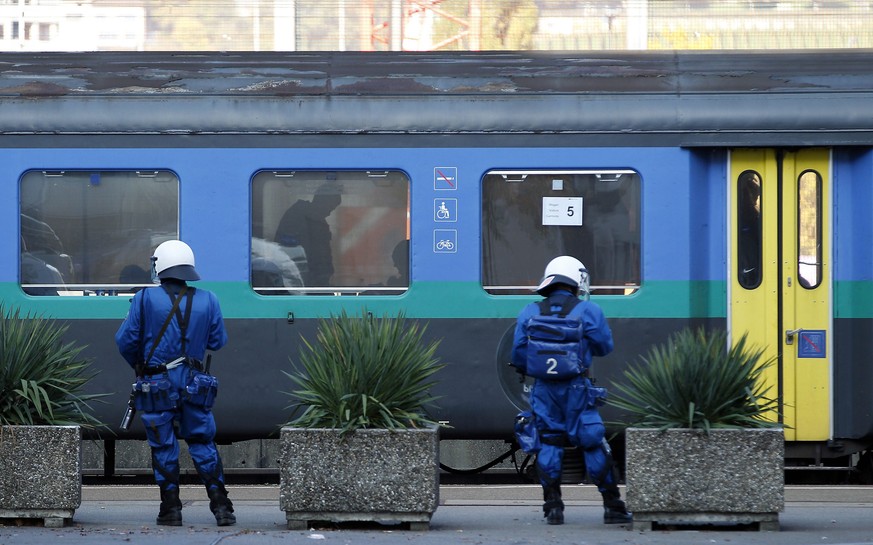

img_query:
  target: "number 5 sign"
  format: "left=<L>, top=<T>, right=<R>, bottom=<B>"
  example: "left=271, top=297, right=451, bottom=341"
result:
left=542, top=197, right=583, bottom=226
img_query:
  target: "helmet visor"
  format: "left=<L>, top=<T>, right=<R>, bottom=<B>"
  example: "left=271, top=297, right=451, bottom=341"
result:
left=535, top=273, right=578, bottom=295
left=157, top=264, right=200, bottom=281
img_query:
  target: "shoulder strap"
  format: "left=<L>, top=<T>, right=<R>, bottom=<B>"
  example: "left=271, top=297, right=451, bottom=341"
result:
left=558, top=294, right=581, bottom=317
left=137, top=293, right=146, bottom=364
left=163, top=285, right=195, bottom=356
left=144, top=285, right=187, bottom=363
left=537, top=293, right=581, bottom=317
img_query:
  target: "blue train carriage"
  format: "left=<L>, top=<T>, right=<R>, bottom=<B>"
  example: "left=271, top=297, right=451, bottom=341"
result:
left=3, top=51, right=873, bottom=478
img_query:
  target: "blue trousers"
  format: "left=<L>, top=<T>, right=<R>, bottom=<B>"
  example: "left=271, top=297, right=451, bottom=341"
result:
left=531, top=376, right=616, bottom=492
left=140, top=367, right=225, bottom=492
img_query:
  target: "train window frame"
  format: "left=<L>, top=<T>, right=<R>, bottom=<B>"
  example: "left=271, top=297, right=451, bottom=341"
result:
left=481, top=169, right=641, bottom=296
left=251, top=169, right=410, bottom=296
left=19, top=169, right=180, bottom=297
left=797, top=169, right=823, bottom=290
left=737, top=170, right=763, bottom=291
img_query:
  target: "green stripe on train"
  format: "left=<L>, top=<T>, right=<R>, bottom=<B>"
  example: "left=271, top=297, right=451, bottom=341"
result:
left=834, top=282, right=873, bottom=319
left=0, top=280, right=727, bottom=320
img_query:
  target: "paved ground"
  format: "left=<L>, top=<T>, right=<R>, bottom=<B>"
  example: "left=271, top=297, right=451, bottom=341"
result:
left=1, top=485, right=872, bottom=545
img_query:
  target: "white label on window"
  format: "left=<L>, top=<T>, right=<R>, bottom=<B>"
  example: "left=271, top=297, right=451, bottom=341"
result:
left=542, top=197, right=583, bottom=226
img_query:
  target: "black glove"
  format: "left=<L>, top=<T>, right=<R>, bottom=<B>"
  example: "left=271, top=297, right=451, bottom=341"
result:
left=509, top=363, right=526, bottom=383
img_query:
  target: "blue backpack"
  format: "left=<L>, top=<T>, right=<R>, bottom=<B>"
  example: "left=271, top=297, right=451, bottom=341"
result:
left=525, top=295, right=585, bottom=380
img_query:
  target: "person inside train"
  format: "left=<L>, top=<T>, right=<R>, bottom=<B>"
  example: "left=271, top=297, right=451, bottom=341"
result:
left=738, top=172, right=762, bottom=287
left=119, top=264, right=152, bottom=287
left=386, top=238, right=409, bottom=287
left=115, top=240, right=236, bottom=527
left=273, top=183, right=341, bottom=287
left=510, top=256, right=632, bottom=526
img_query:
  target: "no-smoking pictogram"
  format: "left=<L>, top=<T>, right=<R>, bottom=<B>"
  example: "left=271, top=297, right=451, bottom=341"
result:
left=434, top=167, right=457, bottom=190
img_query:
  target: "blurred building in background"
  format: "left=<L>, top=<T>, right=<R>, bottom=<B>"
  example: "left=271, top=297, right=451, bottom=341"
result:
left=1, top=0, right=871, bottom=52
left=0, top=0, right=145, bottom=50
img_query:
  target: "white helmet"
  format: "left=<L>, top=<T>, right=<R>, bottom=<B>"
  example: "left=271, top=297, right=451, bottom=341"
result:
left=152, top=240, right=200, bottom=281
left=536, top=255, right=589, bottom=296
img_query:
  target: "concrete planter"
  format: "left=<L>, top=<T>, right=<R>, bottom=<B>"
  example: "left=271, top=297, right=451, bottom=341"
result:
left=0, top=425, right=82, bottom=527
left=279, top=426, right=439, bottom=530
left=625, top=427, right=784, bottom=531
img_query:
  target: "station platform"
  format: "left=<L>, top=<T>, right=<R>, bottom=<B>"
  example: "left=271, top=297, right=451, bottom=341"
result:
left=1, top=485, right=871, bottom=545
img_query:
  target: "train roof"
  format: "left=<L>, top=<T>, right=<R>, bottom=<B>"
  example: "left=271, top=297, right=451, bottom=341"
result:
left=2, top=50, right=873, bottom=146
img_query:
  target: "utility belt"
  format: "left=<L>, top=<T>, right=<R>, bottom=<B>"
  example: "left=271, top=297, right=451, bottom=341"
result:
left=513, top=382, right=608, bottom=453
left=136, top=356, right=203, bottom=377
left=133, top=357, right=218, bottom=412
left=586, top=382, right=607, bottom=407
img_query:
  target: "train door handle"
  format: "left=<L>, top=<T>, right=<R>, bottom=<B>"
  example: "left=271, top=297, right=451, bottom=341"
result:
left=785, top=328, right=804, bottom=345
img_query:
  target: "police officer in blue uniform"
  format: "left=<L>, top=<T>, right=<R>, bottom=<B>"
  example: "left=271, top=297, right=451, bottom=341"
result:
left=511, top=256, right=631, bottom=526
left=116, top=240, right=235, bottom=527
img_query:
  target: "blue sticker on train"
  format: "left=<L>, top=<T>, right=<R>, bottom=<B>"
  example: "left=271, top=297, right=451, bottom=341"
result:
left=798, top=330, right=826, bottom=358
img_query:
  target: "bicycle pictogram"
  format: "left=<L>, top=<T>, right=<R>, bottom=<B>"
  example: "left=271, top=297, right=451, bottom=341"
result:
left=433, top=229, right=457, bottom=253
left=436, top=239, right=454, bottom=250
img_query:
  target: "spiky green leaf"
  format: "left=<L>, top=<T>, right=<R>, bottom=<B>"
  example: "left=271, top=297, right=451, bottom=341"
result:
left=282, top=310, right=445, bottom=436
left=609, top=327, right=781, bottom=431
left=0, top=304, right=107, bottom=428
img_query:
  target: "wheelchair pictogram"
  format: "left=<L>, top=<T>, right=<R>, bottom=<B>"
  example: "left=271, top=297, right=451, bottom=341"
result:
left=434, top=198, right=457, bottom=222
left=437, top=203, right=450, bottom=219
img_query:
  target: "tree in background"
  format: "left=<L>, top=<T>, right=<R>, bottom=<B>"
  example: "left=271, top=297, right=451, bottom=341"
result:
left=144, top=0, right=253, bottom=50
left=434, top=0, right=538, bottom=51
left=481, top=0, right=538, bottom=50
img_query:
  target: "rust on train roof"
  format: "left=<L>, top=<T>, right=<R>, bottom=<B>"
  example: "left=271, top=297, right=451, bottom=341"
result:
left=1, top=50, right=870, bottom=98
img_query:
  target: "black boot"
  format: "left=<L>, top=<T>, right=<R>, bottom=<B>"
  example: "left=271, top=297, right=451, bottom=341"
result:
left=207, top=485, right=236, bottom=527
left=542, top=480, right=564, bottom=525
left=156, top=487, right=182, bottom=526
left=601, top=486, right=632, bottom=524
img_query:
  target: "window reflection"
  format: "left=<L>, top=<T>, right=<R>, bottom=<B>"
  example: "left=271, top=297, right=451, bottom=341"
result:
left=251, top=170, right=409, bottom=295
left=798, top=170, right=822, bottom=289
left=20, top=170, right=179, bottom=296
left=481, top=170, right=641, bottom=295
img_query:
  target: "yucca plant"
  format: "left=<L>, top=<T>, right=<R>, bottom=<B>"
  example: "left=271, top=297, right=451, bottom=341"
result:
left=283, top=310, right=445, bottom=436
left=609, top=327, right=780, bottom=431
left=0, top=304, right=105, bottom=428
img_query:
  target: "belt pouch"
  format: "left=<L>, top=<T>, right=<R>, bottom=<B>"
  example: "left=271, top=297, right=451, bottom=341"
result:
left=134, top=375, right=178, bottom=412
left=514, top=410, right=541, bottom=454
left=587, top=386, right=608, bottom=408
left=185, top=369, right=219, bottom=408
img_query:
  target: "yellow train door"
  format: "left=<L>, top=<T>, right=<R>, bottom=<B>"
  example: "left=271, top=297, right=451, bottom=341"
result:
left=729, top=148, right=831, bottom=442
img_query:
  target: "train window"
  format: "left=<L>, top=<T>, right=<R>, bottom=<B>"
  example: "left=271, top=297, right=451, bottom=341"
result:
left=737, top=170, right=763, bottom=290
left=251, top=170, right=409, bottom=295
left=797, top=170, right=822, bottom=290
left=482, top=169, right=641, bottom=295
left=20, top=170, right=179, bottom=296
